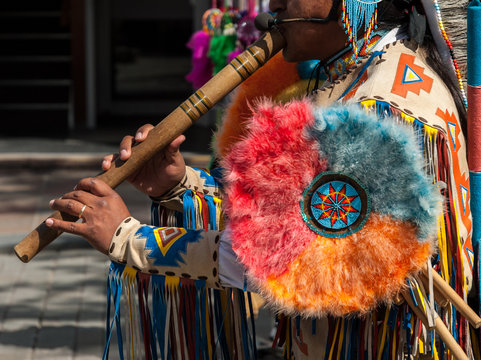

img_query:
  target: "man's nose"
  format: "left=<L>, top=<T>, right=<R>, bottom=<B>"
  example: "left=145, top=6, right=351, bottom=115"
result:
left=269, top=0, right=287, bottom=13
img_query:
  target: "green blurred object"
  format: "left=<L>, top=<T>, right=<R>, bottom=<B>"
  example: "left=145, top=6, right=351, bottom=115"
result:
left=208, top=13, right=237, bottom=74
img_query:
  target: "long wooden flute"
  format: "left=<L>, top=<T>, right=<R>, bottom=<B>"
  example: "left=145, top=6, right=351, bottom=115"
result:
left=14, top=28, right=286, bottom=263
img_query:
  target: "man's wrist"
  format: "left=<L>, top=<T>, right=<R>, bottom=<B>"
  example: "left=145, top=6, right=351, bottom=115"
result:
left=149, top=171, right=188, bottom=201
left=108, top=216, right=141, bottom=263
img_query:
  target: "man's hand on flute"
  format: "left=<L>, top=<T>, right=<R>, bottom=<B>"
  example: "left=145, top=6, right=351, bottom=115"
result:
left=44, top=125, right=186, bottom=255
left=102, top=124, right=187, bottom=198
left=45, top=177, right=130, bottom=255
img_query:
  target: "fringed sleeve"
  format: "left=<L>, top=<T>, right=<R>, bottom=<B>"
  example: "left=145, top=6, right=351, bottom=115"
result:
left=108, top=217, right=222, bottom=289
left=151, top=166, right=224, bottom=231
left=104, top=165, right=257, bottom=359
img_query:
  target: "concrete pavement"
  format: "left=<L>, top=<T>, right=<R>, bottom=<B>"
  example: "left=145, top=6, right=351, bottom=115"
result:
left=0, top=138, right=280, bottom=359
left=0, top=166, right=152, bottom=360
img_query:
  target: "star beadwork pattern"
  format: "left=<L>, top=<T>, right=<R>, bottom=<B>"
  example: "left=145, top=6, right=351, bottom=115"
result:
left=301, top=172, right=370, bottom=238
left=311, top=181, right=361, bottom=230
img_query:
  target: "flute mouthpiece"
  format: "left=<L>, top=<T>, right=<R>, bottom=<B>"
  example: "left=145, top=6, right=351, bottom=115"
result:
left=255, top=12, right=275, bottom=32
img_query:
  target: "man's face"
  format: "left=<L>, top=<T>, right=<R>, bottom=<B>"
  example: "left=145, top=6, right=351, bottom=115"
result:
left=269, top=0, right=348, bottom=62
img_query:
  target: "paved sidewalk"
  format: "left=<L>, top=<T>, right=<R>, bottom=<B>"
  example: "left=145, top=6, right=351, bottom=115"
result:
left=0, top=137, right=212, bottom=169
left=0, top=144, right=280, bottom=359
left=0, top=167, right=152, bottom=360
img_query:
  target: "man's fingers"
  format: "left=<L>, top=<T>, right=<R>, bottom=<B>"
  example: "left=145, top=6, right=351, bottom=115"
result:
left=118, top=124, right=156, bottom=162
left=118, top=125, right=181, bottom=165
left=119, top=135, right=134, bottom=161
left=75, top=177, right=115, bottom=197
left=57, top=189, right=98, bottom=207
left=134, top=124, right=154, bottom=142
left=165, top=135, right=186, bottom=157
left=102, top=154, right=116, bottom=171
left=45, top=217, right=88, bottom=236
left=49, top=198, right=90, bottom=219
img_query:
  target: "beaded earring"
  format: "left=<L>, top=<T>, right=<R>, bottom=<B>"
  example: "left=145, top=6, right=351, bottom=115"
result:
left=342, top=0, right=382, bottom=56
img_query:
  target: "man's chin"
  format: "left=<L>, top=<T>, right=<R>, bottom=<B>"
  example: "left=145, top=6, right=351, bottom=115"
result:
left=282, top=47, right=314, bottom=63
left=282, top=47, right=302, bottom=63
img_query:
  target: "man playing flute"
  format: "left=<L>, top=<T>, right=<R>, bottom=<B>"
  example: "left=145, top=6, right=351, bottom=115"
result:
left=46, top=0, right=476, bottom=358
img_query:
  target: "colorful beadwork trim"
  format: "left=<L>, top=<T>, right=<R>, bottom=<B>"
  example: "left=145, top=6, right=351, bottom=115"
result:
left=341, top=0, right=382, bottom=56
left=300, top=171, right=371, bottom=238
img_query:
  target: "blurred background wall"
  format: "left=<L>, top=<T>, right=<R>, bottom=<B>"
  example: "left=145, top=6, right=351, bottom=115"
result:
left=0, top=0, right=467, bottom=144
left=0, top=0, right=212, bottom=140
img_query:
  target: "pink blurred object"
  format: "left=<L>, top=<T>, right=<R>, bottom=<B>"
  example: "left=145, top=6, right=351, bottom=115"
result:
left=236, top=15, right=261, bottom=49
left=226, top=49, right=242, bottom=64
left=185, top=31, right=214, bottom=89
left=226, top=15, right=261, bottom=66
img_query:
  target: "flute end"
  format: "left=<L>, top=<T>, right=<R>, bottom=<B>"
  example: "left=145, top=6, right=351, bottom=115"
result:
left=14, top=246, right=31, bottom=263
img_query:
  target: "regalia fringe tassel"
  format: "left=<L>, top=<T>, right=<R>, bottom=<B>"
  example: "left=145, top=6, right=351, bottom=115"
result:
left=350, top=100, right=479, bottom=359
left=104, top=178, right=255, bottom=359
left=150, top=187, right=223, bottom=232
left=105, top=263, right=257, bottom=359
left=273, top=295, right=459, bottom=359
